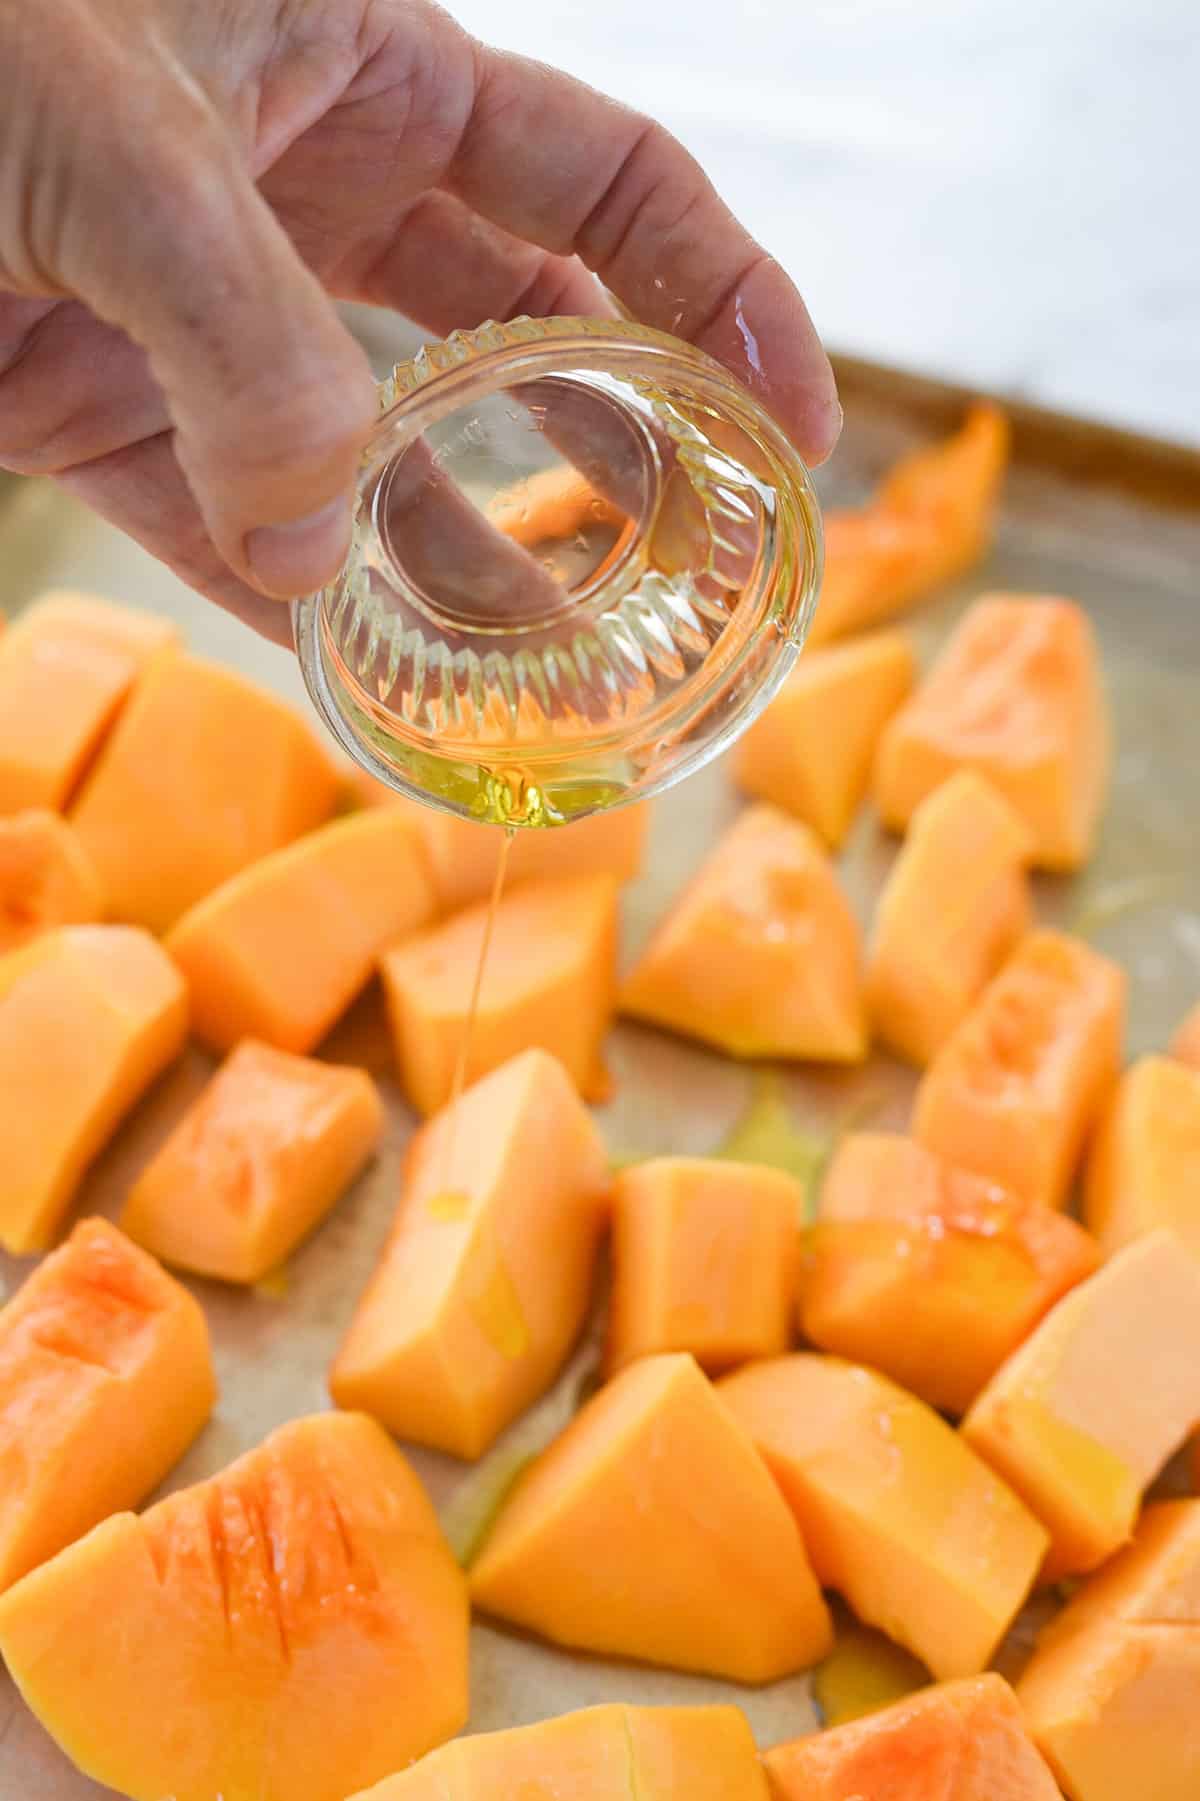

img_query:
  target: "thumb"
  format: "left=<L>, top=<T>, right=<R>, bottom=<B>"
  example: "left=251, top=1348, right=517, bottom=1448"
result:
left=63, top=103, right=377, bottom=599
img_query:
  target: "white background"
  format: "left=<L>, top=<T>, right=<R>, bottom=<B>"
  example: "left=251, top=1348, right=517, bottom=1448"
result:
left=444, top=0, right=1199, bottom=444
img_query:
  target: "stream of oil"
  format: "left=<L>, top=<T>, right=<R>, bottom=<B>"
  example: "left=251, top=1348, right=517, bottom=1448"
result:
left=432, top=824, right=514, bottom=1212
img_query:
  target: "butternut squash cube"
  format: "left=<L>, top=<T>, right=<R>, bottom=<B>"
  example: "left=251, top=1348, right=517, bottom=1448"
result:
left=873, top=594, right=1109, bottom=870
left=469, top=1351, right=832, bottom=1683
left=331, top=1049, right=609, bottom=1459
left=607, top=1156, right=801, bottom=1374
left=121, top=1042, right=383, bottom=1283
left=808, top=404, right=1010, bottom=647
left=381, top=873, right=617, bottom=1115
left=0, top=592, right=178, bottom=813
left=349, top=788, right=648, bottom=912
left=166, top=808, right=435, bottom=1055
left=0, top=1413, right=469, bottom=1801
left=963, top=1232, right=1200, bottom=1579
left=867, top=770, right=1033, bottom=1065
left=621, top=805, right=867, bottom=1063
left=0, top=925, right=188, bottom=1252
left=734, top=632, right=915, bottom=847
left=913, top=930, right=1125, bottom=1210
left=351, top=1703, right=769, bottom=1801
left=1084, top=1056, right=1200, bottom=1259
left=70, top=653, right=339, bottom=932
left=804, top=1133, right=1101, bottom=1414
left=765, top=1673, right=1059, bottom=1800
left=0, top=808, right=104, bottom=954
left=0, top=1218, right=215, bottom=1592
left=718, top=1353, right=1048, bottom=1679
left=1018, top=1501, right=1200, bottom=1801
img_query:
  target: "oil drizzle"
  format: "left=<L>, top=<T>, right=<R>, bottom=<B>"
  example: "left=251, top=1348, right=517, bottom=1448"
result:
left=813, top=1622, right=928, bottom=1727
left=432, top=824, right=514, bottom=1211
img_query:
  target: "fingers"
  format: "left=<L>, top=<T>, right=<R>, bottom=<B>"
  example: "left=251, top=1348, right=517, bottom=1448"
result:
left=57, top=432, right=296, bottom=648
left=56, top=89, right=378, bottom=598
left=0, top=300, right=167, bottom=477
left=446, top=47, right=840, bottom=463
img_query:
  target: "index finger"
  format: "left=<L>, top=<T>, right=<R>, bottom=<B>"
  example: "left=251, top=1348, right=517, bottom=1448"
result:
left=446, top=45, right=841, bottom=464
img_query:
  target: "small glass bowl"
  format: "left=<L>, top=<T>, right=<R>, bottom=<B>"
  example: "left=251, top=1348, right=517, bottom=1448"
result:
left=293, top=315, right=822, bottom=827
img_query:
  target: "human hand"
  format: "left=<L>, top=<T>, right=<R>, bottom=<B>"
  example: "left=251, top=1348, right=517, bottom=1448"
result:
left=0, top=0, right=839, bottom=642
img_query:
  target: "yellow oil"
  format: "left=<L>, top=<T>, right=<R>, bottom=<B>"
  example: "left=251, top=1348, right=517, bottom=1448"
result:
left=431, top=822, right=514, bottom=1212
left=466, top=1241, right=532, bottom=1360
left=716, top=1069, right=830, bottom=1206
left=813, top=1623, right=928, bottom=1727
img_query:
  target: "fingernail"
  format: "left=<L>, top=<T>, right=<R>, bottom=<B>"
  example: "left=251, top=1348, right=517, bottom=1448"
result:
left=244, top=496, right=352, bottom=599
left=808, top=397, right=844, bottom=467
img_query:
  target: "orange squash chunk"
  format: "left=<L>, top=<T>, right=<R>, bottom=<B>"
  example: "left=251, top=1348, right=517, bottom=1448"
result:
left=804, top=1134, right=1100, bottom=1414
left=381, top=872, right=618, bottom=1115
left=807, top=404, right=1010, bottom=647
left=734, top=632, right=916, bottom=847
left=70, top=653, right=339, bottom=932
left=963, top=1232, right=1200, bottom=1579
left=765, top=1673, right=1058, bottom=1800
left=607, top=1156, right=801, bottom=1375
left=873, top=594, right=1109, bottom=870
left=348, top=780, right=649, bottom=912
left=0, top=1218, right=214, bottom=1593
left=0, top=591, right=179, bottom=814
left=0, top=1412, right=468, bottom=1801
left=1085, top=1056, right=1200, bottom=1259
left=621, top=804, right=867, bottom=1063
left=121, top=1042, right=384, bottom=1283
left=0, top=808, right=104, bottom=954
left=352, top=1703, right=769, bottom=1801
left=867, top=771, right=1033, bottom=1065
left=1018, top=1502, right=1200, bottom=1801
left=718, top=1354, right=1048, bottom=1679
left=0, top=925, right=188, bottom=1253
left=166, top=808, right=436, bottom=1055
left=913, top=929, right=1125, bottom=1210
left=332, top=1049, right=608, bottom=1459
left=469, top=1351, right=831, bottom=1683
left=1169, top=1000, right=1200, bottom=1071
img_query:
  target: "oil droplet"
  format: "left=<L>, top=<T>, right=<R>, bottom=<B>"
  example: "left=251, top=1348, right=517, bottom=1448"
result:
left=715, top=1069, right=829, bottom=1213
left=468, top=1250, right=531, bottom=1360
left=427, top=1190, right=470, bottom=1221
left=252, top=1266, right=289, bottom=1300
left=813, top=1623, right=928, bottom=1727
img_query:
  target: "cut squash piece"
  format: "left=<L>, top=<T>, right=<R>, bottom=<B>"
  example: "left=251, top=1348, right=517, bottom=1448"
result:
left=381, top=873, right=618, bottom=1115
left=1018, top=1503, right=1200, bottom=1801
left=621, top=804, right=867, bottom=1063
left=0, top=1413, right=468, bottom=1801
left=807, top=404, right=1010, bottom=647
left=469, top=1351, right=831, bottom=1683
left=331, top=1049, right=609, bottom=1459
left=351, top=1703, right=769, bottom=1801
left=0, top=592, right=179, bottom=814
left=70, top=653, right=339, bottom=932
left=0, top=925, right=188, bottom=1253
left=765, top=1673, right=1059, bottom=1800
left=607, top=1156, right=801, bottom=1375
left=804, top=1134, right=1100, bottom=1414
left=867, top=770, right=1033, bottom=1065
left=0, top=1218, right=215, bottom=1592
left=718, top=1353, right=1047, bottom=1679
left=1169, top=1001, right=1200, bottom=1071
left=121, top=1042, right=384, bottom=1283
left=350, top=785, right=649, bottom=912
left=873, top=594, right=1109, bottom=870
left=734, top=632, right=916, bottom=847
left=963, top=1232, right=1200, bottom=1579
left=166, top=808, right=436, bottom=1055
left=1084, top=1056, right=1200, bottom=1260
left=0, top=808, right=104, bottom=954
left=913, top=929, right=1125, bottom=1210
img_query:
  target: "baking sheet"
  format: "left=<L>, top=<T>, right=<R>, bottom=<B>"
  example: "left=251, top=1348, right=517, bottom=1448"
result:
left=1, top=349, right=1199, bottom=1798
